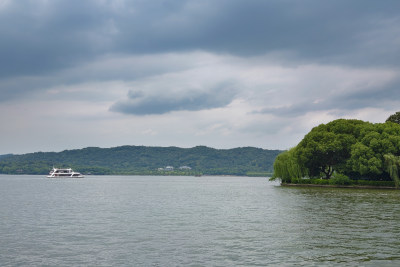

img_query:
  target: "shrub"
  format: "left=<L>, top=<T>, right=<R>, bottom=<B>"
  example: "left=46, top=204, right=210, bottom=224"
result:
left=282, top=176, right=396, bottom=187
left=286, top=178, right=330, bottom=185
left=294, top=178, right=311, bottom=184
left=311, top=178, right=330, bottom=185
left=329, top=173, right=352, bottom=185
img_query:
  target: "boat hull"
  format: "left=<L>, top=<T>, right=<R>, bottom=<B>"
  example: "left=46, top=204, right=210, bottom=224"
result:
left=47, top=167, right=84, bottom=178
left=47, top=175, right=84, bottom=178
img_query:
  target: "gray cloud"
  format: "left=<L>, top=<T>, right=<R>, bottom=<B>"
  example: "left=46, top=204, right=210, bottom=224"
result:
left=260, top=76, right=400, bottom=117
left=113, top=0, right=400, bottom=66
left=110, top=83, right=237, bottom=115
left=1, top=0, right=400, bottom=80
left=334, top=79, right=400, bottom=110
left=0, top=1, right=106, bottom=78
left=1, top=0, right=400, bottom=154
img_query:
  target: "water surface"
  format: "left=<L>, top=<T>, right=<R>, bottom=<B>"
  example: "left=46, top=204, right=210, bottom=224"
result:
left=0, top=175, right=399, bottom=266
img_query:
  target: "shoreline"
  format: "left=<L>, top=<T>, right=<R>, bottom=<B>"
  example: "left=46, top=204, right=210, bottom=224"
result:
left=281, top=183, right=398, bottom=190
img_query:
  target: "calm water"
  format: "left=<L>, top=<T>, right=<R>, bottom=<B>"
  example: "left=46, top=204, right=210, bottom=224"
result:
left=1, top=175, right=400, bottom=266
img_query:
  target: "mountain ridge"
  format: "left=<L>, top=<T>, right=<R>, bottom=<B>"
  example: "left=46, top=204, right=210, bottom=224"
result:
left=0, top=145, right=282, bottom=176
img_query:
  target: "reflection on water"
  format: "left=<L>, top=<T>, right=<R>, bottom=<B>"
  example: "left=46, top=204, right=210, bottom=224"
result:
left=0, top=175, right=399, bottom=266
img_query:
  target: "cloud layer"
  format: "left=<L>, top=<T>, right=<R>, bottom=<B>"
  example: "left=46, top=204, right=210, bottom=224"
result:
left=111, top=81, right=238, bottom=115
left=2, top=0, right=400, bottom=78
left=0, top=0, right=400, bottom=153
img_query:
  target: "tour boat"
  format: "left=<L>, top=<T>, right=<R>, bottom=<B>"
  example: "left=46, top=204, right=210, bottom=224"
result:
left=47, top=167, right=84, bottom=178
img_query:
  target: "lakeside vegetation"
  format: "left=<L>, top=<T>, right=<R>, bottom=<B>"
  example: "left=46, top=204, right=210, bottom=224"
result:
left=271, top=112, right=400, bottom=188
left=0, top=146, right=280, bottom=176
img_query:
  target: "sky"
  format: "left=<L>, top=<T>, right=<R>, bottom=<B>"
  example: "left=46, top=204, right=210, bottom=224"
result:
left=1, top=0, right=400, bottom=154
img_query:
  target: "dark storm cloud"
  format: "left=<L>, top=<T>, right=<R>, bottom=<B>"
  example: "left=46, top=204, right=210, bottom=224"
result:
left=1, top=0, right=400, bottom=116
left=0, top=1, right=110, bottom=78
left=113, top=0, right=400, bottom=65
left=110, top=83, right=237, bottom=115
left=1, top=0, right=400, bottom=79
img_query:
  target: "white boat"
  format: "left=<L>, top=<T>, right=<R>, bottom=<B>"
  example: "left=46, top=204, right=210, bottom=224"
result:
left=47, top=167, right=84, bottom=178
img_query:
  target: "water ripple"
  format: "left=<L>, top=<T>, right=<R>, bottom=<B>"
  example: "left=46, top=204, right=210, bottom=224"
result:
left=0, top=175, right=399, bottom=266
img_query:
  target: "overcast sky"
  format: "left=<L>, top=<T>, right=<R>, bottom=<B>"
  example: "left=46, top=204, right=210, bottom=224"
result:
left=1, top=0, right=400, bottom=154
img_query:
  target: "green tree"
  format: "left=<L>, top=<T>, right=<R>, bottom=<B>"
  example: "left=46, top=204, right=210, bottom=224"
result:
left=348, top=122, right=400, bottom=179
left=272, top=118, right=400, bottom=184
left=271, top=147, right=307, bottom=183
left=0, top=146, right=281, bottom=176
left=296, top=119, right=360, bottom=179
left=386, top=111, right=400, bottom=124
left=384, top=154, right=400, bottom=188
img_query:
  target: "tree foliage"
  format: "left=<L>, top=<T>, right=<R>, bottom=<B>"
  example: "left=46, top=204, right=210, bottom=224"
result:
left=386, top=111, right=400, bottom=124
left=0, top=146, right=281, bottom=176
left=272, top=119, right=400, bottom=185
left=271, top=148, right=307, bottom=183
left=384, top=154, right=400, bottom=188
left=296, top=119, right=360, bottom=178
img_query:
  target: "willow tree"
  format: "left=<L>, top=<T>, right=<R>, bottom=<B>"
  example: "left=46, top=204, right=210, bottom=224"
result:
left=384, top=154, right=400, bottom=188
left=271, top=147, right=307, bottom=183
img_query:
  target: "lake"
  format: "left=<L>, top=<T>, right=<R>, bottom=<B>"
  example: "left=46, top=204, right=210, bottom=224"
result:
left=0, top=175, right=399, bottom=266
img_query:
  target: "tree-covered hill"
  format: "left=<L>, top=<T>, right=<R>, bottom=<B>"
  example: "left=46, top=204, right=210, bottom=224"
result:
left=0, top=146, right=282, bottom=176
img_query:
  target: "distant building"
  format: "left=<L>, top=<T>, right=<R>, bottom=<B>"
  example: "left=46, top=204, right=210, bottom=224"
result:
left=179, top=166, right=192, bottom=170
left=164, top=166, right=174, bottom=171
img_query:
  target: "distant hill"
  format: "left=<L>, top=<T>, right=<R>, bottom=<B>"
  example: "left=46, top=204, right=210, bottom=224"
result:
left=0, top=154, right=13, bottom=159
left=0, top=146, right=282, bottom=176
